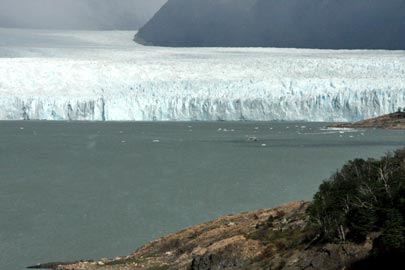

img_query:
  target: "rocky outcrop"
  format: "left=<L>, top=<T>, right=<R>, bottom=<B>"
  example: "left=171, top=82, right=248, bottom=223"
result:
left=135, top=0, right=405, bottom=49
left=29, top=201, right=375, bottom=270
left=331, top=111, right=405, bottom=129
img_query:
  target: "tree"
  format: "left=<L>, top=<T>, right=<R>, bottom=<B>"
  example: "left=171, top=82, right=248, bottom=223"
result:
left=376, top=210, right=405, bottom=254
left=308, top=148, right=405, bottom=257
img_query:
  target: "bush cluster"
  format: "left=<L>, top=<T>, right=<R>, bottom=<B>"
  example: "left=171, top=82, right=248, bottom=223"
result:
left=307, top=148, right=405, bottom=255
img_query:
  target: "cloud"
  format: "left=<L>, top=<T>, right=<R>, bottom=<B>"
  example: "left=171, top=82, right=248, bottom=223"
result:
left=0, top=0, right=167, bottom=30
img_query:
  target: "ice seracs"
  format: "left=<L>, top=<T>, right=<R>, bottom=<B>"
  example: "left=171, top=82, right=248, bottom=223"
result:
left=0, top=29, right=404, bottom=122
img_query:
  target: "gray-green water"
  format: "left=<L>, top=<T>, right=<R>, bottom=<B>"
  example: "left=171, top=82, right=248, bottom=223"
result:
left=1, top=121, right=404, bottom=270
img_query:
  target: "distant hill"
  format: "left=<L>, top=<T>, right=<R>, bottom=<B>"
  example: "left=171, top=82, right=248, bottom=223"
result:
left=331, top=111, right=405, bottom=129
left=135, top=0, right=405, bottom=49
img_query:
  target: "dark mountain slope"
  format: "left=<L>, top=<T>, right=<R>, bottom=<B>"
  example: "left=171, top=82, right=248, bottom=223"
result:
left=136, top=0, right=256, bottom=46
left=135, top=0, right=405, bottom=49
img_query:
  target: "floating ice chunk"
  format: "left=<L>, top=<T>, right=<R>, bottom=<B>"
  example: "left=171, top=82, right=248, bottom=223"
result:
left=247, top=136, right=257, bottom=142
left=325, top=127, right=358, bottom=133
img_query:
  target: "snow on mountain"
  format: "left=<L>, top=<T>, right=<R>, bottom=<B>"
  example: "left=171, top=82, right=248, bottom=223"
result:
left=0, top=29, right=404, bottom=122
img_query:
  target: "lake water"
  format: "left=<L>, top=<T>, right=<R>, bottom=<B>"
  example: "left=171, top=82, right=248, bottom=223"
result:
left=1, top=121, right=404, bottom=270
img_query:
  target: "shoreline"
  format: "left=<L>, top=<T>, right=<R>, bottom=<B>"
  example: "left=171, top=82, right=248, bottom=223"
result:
left=29, top=201, right=372, bottom=270
left=330, top=112, right=405, bottom=130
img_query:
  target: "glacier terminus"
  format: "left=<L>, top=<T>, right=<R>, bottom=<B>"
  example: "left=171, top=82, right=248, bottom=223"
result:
left=0, top=29, right=404, bottom=122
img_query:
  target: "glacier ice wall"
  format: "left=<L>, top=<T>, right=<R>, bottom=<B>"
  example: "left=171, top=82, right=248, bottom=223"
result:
left=1, top=36, right=405, bottom=121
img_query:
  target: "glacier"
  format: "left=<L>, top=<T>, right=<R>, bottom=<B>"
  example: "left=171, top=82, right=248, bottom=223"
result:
left=0, top=28, right=404, bottom=122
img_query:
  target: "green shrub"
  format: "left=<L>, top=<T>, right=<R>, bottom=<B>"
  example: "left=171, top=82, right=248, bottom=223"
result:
left=308, top=148, right=405, bottom=255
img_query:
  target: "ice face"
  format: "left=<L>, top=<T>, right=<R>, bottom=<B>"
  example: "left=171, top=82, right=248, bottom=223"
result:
left=0, top=29, right=404, bottom=121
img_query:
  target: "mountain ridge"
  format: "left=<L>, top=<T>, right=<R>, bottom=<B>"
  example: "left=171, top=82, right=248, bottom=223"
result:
left=136, top=0, right=405, bottom=49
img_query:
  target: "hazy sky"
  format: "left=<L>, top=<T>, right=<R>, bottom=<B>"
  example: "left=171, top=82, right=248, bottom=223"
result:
left=0, top=0, right=167, bottom=30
